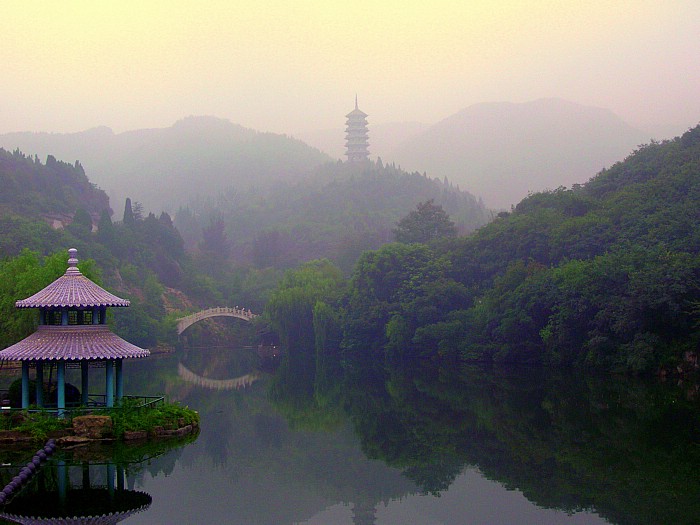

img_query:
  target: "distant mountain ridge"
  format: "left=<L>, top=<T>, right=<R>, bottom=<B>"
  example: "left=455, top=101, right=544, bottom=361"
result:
left=0, top=116, right=332, bottom=214
left=387, top=98, right=649, bottom=208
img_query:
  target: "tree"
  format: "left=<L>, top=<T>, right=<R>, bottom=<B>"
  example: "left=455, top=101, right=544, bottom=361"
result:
left=0, top=250, right=100, bottom=348
left=199, top=214, right=230, bottom=259
left=393, top=200, right=457, bottom=244
left=67, top=208, right=93, bottom=238
left=96, top=209, right=115, bottom=246
left=123, top=198, right=135, bottom=225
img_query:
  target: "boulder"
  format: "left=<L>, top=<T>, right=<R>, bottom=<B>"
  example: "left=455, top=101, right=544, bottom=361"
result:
left=123, top=430, right=148, bottom=441
left=72, top=415, right=113, bottom=439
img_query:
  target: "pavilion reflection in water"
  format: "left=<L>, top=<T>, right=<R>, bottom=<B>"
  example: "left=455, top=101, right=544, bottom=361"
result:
left=0, top=458, right=151, bottom=524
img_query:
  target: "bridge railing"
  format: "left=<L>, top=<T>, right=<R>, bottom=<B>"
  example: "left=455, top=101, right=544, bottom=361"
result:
left=175, top=307, right=259, bottom=334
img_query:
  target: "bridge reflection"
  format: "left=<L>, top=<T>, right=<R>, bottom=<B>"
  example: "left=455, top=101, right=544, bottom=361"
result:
left=178, top=362, right=261, bottom=391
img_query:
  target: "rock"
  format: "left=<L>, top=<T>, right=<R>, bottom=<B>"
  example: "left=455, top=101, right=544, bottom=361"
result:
left=123, top=430, right=148, bottom=441
left=72, top=415, right=113, bottom=439
left=0, top=430, right=35, bottom=445
left=56, top=435, right=91, bottom=446
left=155, top=425, right=193, bottom=437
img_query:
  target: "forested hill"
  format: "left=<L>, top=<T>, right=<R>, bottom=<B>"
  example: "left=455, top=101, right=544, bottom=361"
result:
left=0, top=116, right=333, bottom=213
left=0, top=148, right=110, bottom=222
left=175, top=159, right=490, bottom=272
left=269, top=124, right=700, bottom=374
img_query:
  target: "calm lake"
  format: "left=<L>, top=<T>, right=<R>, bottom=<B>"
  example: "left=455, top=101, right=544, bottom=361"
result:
left=2, top=342, right=699, bottom=525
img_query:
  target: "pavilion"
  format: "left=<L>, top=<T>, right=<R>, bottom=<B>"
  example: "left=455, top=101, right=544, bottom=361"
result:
left=0, top=248, right=149, bottom=415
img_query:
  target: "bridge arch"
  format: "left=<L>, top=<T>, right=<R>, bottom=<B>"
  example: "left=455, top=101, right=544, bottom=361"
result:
left=176, top=307, right=258, bottom=335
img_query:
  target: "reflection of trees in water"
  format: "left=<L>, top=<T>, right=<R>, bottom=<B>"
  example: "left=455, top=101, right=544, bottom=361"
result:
left=180, top=345, right=261, bottom=380
left=124, top=335, right=700, bottom=525
left=149, top=343, right=418, bottom=524
left=339, top=359, right=700, bottom=525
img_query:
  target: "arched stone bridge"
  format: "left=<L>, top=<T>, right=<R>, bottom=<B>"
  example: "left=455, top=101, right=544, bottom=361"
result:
left=176, top=307, right=258, bottom=335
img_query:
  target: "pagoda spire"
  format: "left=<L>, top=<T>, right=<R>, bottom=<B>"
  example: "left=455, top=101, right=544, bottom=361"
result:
left=345, top=97, right=370, bottom=163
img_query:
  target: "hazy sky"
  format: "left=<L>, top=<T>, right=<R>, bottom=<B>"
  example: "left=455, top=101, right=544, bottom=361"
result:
left=2, top=0, right=699, bottom=138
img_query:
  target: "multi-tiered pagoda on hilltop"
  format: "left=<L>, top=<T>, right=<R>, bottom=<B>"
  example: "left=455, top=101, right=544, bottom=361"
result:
left=345, top=96, right=370, bottom=162
left=0, top=248, right=149, bottom=415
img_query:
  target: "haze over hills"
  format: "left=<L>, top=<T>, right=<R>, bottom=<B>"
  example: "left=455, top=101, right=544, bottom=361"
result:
left=386, top=98, right=650, bottom=209
left=0, top=98, right=651, bottom=214
left=295, top=121, right=430, bottom=162
left=0, top=116, right=332, bottom=214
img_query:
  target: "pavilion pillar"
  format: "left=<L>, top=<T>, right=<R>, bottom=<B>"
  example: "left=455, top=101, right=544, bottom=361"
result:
left=35, top=362, right=44, bottom=408
left=106, top=360, right=114, bottom=408
left=21, top=362, right=30, bottom=409
left=117, top=464, right=125, bottom=491
left=81, top=361, right=89, bottom=406
left=57, top=361, right=66, bottom=417
left=82, top=461, right=91, bottom=490
left=115, top=359, right=123, bottom=402
left=57, top=459, right=67, bottom=506
left=107, top=462, right=116, bottom=500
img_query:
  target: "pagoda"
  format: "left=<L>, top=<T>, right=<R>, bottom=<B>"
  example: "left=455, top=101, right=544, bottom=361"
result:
left=0, top=249, right=149, bottom=415
left=345, top=96, right=370, bottom=162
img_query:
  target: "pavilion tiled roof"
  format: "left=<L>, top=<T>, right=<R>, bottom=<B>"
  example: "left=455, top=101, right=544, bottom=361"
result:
left=0, top=326, right=150, bottom=361
left=15, top=249, right=130, bottom=309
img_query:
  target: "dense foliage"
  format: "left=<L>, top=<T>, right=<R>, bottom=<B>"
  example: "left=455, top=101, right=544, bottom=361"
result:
left=0, top=250, right=99, bottom=349
left=393, top=199, right=457, bottom=243
left=266, top=125, right=700, bottom=374
left=0, top=149, right=214, bottom=350
left=0, top=148, right=109, bottom=220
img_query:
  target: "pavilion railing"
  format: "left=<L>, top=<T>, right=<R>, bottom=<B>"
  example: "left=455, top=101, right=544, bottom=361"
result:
left=0, top=392, right=165, bottom=418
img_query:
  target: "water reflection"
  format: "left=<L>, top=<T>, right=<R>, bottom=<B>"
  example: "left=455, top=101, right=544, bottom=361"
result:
left=115, top=344, right=700, bottom=524
left=178, top=362, right=260, bottom=391
left=0, top=455, right=152, bottom=524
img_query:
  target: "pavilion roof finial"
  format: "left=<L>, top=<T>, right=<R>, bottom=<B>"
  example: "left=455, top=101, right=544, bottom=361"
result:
left=66, top=248, right=81, bottom=276
left=355, top=94, right=358, bottom=110
left=15, top=247, right=131, bottom=308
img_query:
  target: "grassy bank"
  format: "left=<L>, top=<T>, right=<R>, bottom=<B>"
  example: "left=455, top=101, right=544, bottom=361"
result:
left=0, top=401, right=199, bottom=442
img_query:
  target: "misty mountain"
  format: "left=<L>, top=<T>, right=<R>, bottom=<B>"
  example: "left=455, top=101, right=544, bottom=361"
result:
left=0, top=116, right=332, bottom=214
left=387, top=98, right=649, bottom=209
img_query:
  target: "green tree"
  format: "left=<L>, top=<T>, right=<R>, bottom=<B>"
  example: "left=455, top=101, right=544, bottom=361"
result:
left=96, top=209, right=115, bottom=246
left=265, top=259, right=344, bottom=348
left=66, top=207, right=93, bottom=238
left=393, top=200, right=457, bottom=244
left=0, top=250, right=99, bottom=348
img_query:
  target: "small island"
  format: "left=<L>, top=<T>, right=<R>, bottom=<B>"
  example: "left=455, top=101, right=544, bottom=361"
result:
left=0, top=248, right=198, bottom=446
